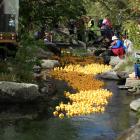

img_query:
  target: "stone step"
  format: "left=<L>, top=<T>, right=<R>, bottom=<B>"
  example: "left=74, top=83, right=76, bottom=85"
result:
left=118, top=85, right=132, bottom=90
left=125, top=78, right=140, bottom=88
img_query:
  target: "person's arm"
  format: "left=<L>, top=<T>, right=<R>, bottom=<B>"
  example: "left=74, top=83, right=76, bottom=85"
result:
left=112, top=40, right=121, bottom=49
left=111, top=41, right=116, bottom=46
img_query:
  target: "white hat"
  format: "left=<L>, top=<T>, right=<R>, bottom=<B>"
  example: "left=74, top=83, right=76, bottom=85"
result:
left=112, top=36, right=118, bottom=41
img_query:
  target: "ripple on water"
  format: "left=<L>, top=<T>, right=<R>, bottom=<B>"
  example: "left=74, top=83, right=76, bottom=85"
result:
left=0, top=80, right=138, bottom=140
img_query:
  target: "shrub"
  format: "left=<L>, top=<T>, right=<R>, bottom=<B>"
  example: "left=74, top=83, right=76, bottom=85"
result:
left=122, top=20, right=140, bottom=50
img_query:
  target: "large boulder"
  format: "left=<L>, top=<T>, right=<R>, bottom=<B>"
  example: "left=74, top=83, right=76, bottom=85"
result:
left=125, top=78, right=140, bottom=88
left=99, top=71, right=119, bottom=80
left=130, top=98, right=140, bottom=111
left=117, top=120, right=140, bottom=140
left=117, top=71, right=129, bottom=79
left=0, top=81, right=41, bottom=103
left=41, top=59, right=60, bottom=69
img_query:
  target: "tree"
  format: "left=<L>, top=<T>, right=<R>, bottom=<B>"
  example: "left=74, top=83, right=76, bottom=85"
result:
left=19, top=0, right=86, bottom=35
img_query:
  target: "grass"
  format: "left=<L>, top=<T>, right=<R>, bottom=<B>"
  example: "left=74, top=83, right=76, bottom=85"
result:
left=0, top=73, right=18, bottom=82
left=116, top=56, right=135, bottom=72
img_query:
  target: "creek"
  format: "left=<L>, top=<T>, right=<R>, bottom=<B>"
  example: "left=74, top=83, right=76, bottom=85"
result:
left=0, top=80, right=138, bottom=140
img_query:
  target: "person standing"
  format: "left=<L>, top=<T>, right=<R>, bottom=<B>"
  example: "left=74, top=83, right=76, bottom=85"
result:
left=76, top=18, right=86, bottom=42
left=88, top=19, right=101, bottom=41
left=101, top=16, right=113, bottom=40
left=102, top=15, right=112, bottom=29
left=68, top=19, right=75, bottom=35
left=122, top=35, right=133, bottom=55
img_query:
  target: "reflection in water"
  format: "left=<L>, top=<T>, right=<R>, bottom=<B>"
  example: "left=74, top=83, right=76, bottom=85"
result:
left=0, top=80, right=138, bottom=140
left=0, top=119, right=78, bottom=140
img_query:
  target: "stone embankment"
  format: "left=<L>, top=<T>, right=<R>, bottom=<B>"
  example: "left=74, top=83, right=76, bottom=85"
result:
left=0, top=80, right=56, bottom=103
left=117, top=120, right=140, bottom=140
left=98, top=55, right=140, bottom=140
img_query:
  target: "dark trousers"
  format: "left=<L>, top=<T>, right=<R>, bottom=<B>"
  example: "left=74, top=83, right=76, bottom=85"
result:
left=134, top=63, right=140, bottom=78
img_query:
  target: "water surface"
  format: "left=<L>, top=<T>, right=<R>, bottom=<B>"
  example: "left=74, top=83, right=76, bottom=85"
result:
left=0, top=80, right=138, bottom=140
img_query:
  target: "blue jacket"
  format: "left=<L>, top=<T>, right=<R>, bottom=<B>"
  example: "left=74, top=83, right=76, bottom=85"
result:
left=112, top=40, right=126, bottom=49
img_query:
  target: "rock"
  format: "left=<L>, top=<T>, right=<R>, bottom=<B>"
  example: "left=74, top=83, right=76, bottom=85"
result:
left=33, top=73, right=42, bottom=80
left=33, top=65, right=41, bottom=74
left=78, top=41, right=86, bottom=49
left=128, top=86, right=140, bottom=95
left=125, top=78, right=140, bottom=88
left=38, top=78, right=56, bottom=96
left=87, top=47, right=96, bottom=53
left=112, top=59, right=125, bottom=71
left=41, top=59, right=60, bottom=69
left=130, top=98, right=140, bottom=111
left=109, top=56, right=121, bottom=66
left=129, top=72, right=135, bottom=78
left=71, top=39, right=78, bottom=45
left=0, top=81, right=41, bottom=103
left=36, top=48, right=54, bottom=59
left=94, top=49, right=106, bottom=56
left=118, top=85, right=131, bottom=90
left=117, top=71, right=129, bottom=79
left=108, top=56, right=127, bottom=71
left=117, top=121, right=140, bottom=140
left=99, top=71, right=119, bottom=80
left=128, top=88, right=137, bottom=93
left=100, top=52, right=111, bottom=65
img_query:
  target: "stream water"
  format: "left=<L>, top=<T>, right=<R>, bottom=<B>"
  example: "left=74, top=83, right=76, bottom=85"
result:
left=0, top=80, right=138, bottom=140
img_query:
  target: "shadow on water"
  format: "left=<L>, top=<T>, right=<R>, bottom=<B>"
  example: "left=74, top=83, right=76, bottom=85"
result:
left=0, top=80, right=139, bottom=140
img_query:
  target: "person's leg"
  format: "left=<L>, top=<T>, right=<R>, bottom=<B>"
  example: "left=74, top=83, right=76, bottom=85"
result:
left=111, top=48, right=118, bottom=56
left=134, top=64, right=139, bottom=79
left=118, top=47, right=125, bottom=59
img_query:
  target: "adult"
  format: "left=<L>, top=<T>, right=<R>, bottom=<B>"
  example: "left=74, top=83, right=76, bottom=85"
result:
left=68, top=19, right=75, bottom=35
left=76, top=18, right=85, bottom=41
left=122, top=35, right=133, bottom=55
left=88, top=19, right=101, bottom=41
left=98, top=19, right=103, bottom=28
left=102, top=15, right=112, bottom=29
left=101, top=16, right=113, bottom=40
left=101, top=24, right=110, bottom=37
left=110, top=36, right=125, bottom=58
left=134, top=63, right=140, bottom=79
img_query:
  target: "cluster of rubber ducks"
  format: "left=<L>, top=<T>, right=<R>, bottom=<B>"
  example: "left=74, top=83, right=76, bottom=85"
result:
left=59, top=56, right=103, bottom=66
left=51, top=71, right=104, bottom=91
left=52, top=63, right=112, bottom=119
left=53, top=89, right=112, bottom=119
left=54, top=64, right=112, bottom=75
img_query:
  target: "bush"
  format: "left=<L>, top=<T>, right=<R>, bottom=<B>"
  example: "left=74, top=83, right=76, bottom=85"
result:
left=0, top=73, right=18, bottom=82
left=0, top=35, right=42, bottom=83
left=122, top=20, right=140, bottom=50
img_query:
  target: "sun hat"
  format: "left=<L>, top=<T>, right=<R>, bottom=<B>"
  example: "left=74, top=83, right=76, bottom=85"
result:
left=112, top=36, right=118, bottom=41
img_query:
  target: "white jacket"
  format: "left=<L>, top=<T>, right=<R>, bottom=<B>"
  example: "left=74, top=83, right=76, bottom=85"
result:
left=124, top=39, right=133, bottom=53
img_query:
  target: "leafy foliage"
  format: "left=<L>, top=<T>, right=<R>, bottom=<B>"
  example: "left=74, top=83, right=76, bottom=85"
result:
left=123, top=20, right=140, bottom=49
left=2, top=0, right=139, bottom=82
left=19, top=0, right=86, bottom=34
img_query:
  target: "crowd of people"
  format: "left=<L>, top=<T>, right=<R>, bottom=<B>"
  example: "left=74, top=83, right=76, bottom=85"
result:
left=110, top=35, right=133, bottom=59
left=68, top=16, right=133, bottom=59
left=68, top=15, right=113, bottom=41
left=41, top=15, right=133, bottom=59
